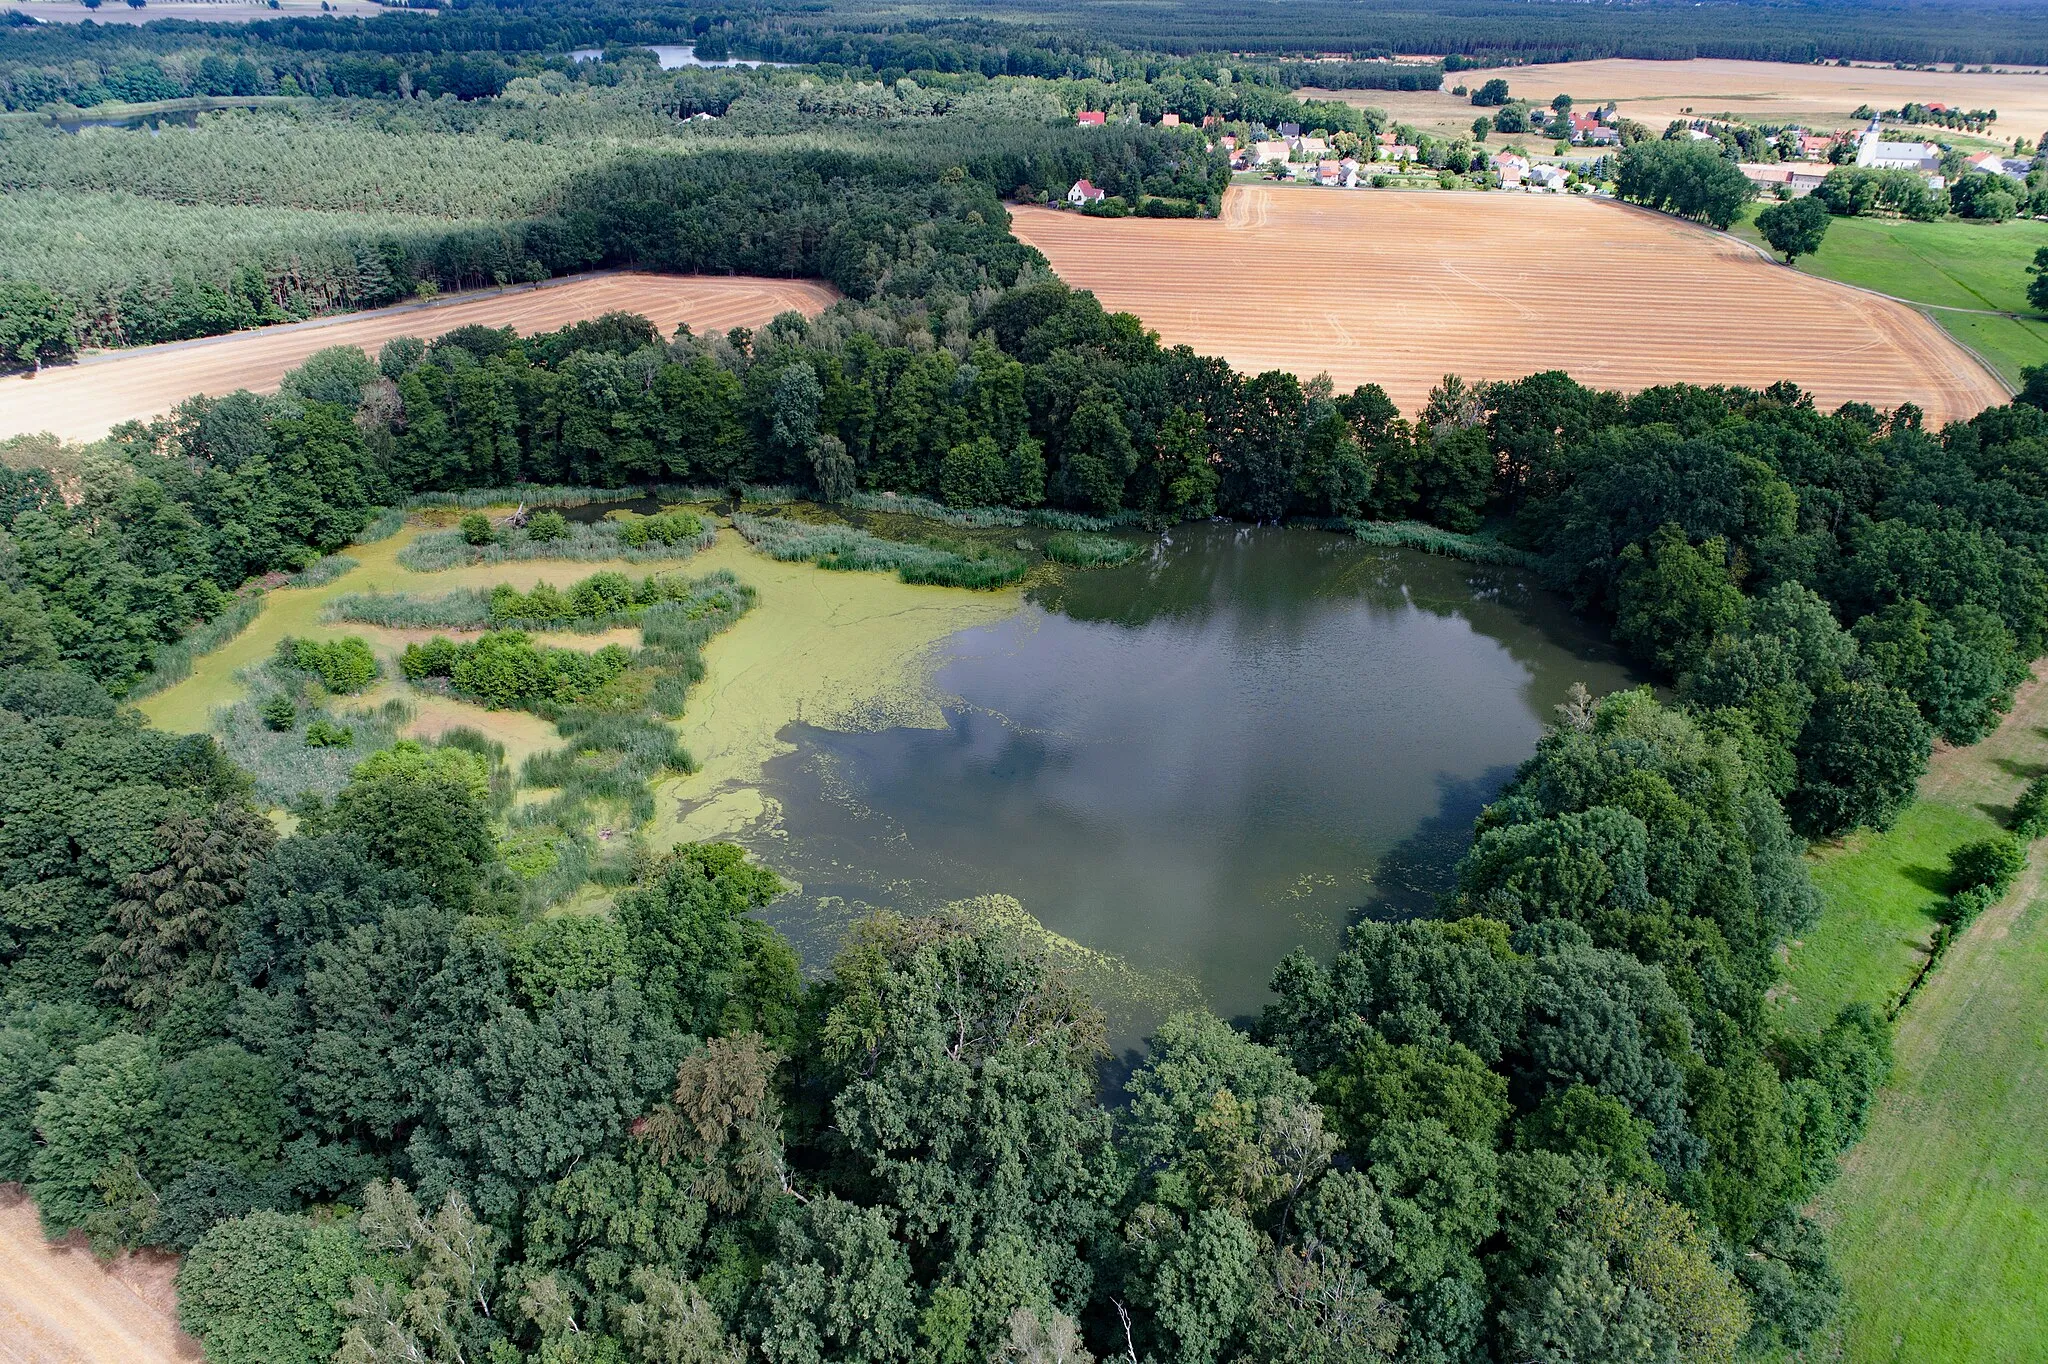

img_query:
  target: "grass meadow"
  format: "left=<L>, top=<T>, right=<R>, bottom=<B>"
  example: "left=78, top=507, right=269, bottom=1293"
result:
left=1733, top=208, right=2048, bottom=385
left=1784, top=670, right=2048, bottom=1361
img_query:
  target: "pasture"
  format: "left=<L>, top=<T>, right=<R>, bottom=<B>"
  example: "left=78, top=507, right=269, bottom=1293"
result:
left=0, top=272, right=838, bottom=443
left=1785, top=668, right=2048, bottom=1361
left=1010, top=185, right=2009, bottom=422
left=1310, top=57, right=2048, bottom=140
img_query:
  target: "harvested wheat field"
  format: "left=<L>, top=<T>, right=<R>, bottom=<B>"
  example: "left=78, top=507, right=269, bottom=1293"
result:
left=0, top=271, right=838, bottom=444
left=0, top=1187, right=198, bottom=1364
left=1309, top=56, right=2048, bottom=139
left=1011, top=186, right=2008, bottom=423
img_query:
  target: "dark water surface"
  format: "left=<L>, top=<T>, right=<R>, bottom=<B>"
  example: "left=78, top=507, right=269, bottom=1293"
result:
left=752, top=523, right=1639, bottom=1039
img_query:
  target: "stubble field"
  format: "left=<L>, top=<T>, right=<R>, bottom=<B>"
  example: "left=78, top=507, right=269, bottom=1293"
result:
left=1011, top=185, right=2007, bottom=422
left=0, top=272, right=838, bottom=444
left=1308, top=57, right=2048, bottom=140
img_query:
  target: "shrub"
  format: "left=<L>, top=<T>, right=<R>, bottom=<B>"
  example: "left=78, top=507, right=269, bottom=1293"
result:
left=527, top=509, right=569, bottom=542
left=2011, top=774, right=2048, bottom=840
left=405, top=631, right=633, bottom=713
left=260, top=694, right=296, bottom=731
left=303, top=718, right=354, bottom=748
left=278, top=636, right=378, bottom=694
left=615, top=509, right=704, bottom=548
left=460, top=512, right=496, bottom=546
left=1948, top=834, right=2026, bottom=896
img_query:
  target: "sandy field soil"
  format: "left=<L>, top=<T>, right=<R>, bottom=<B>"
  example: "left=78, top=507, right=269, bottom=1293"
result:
left=0, top=1187, right=199, bottom=1364
left=1310, top=57, right=2048, bottom=140
left=1011, top=186, right=2008, bottom=423
left=0, top=271, right=838, bottom=444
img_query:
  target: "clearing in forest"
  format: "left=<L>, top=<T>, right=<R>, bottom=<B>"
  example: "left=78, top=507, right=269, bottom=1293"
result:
left=0, top=272, right=838, bottom=445
left=1308, top=57, right=2048, bottom=141
left=1010, top=186, right=2010, bottom=422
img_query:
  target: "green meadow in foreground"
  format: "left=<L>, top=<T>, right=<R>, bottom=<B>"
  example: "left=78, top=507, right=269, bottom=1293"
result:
left=1785, top=679, right=2048, bottom=1361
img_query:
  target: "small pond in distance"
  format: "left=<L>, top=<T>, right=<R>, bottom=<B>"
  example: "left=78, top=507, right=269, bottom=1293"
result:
left=745, top=523, right=1641, bottom=1043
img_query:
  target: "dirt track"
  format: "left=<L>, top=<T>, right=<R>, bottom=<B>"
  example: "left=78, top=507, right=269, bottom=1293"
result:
left=1011, top=186, right=2008, bottom=423
left=0, top=272, right=839, bottom=445
left=0, top=1188, right=198, bottom=1364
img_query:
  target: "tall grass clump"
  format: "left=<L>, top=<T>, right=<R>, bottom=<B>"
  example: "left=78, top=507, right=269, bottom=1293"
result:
left=214, top=662, right=410, bottom=804
left=283, top=555, right=359, bottom=588
left=1348, top=519, right=1541, bottom=568
left=733, top=514, right=1026, bottom=590
left=509, top=572, right=750, bottom=859
left=398, top=512, right=712, bottom=571
left=352, top=509, right=408, bottom=545
left=327, top=588, right=495, bottom=631
left=127, top=595, right=265, bottom=699
left=840, top=491, right=1137, bottom=532
left=1045, top=532, right=1144, bottom=567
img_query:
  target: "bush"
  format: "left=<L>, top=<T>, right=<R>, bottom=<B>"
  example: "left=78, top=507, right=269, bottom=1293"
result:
left=404, top=631, right=634, bottom=714
left=303, top=718, right=354, bottom=748
left=526, top=509, right=569, bottom=542
left=615, top=509, right=704, bottom=548
left=1948, top=834, right=2026, bottom=896
left=278, top=636, right=378, bottom=694
left=260, top=694, right=296, bottom=731
left=2012, top=774, right=2048, bottom=840
left=460, top=512, right=496, bottom=546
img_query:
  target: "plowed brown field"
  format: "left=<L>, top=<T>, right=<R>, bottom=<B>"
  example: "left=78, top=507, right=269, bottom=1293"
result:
left=0, top=1187, right=198, bottom=1364
left=1011, top=186, right=2007, bottom=423
left=0, top=272, right=838, bottom=445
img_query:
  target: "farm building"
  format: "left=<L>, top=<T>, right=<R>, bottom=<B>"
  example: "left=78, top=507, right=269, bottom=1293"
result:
left=1739, top=162, right=1833, bottom=196
left=1067, top=179, right=1108, bottom=205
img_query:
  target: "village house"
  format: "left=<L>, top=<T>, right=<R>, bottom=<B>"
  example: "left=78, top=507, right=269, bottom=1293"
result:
left=1293, top=135, right=1330, bottom=160
left=1969, top=149, right=2035, bottom=178
left=1253, top=139, right=1292, bottom=168
left=1076, top=110, right=1106, bottom=127
left=1066, top=179, right=1108, bottom=205
left=1526, top=163, right=1569, bottom=192
left=1739, top=162, right=1832, bottom=196
left=1160, top=112, right=1180, bottom=127
left=1798, top=132, right=1839, bottom=159
left=1491, top=151, right=1529, bottom=186
left=1315, top=159, right=1342, bottom=186
left=1338, top=157, right=1361, bottom=186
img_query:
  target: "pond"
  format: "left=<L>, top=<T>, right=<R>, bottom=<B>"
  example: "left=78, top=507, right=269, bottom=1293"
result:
left=741, top=523, right=1641, bottom=1045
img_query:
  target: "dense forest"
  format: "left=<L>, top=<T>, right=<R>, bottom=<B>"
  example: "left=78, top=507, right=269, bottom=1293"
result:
left=5, top=2, right=2048, bottom=1361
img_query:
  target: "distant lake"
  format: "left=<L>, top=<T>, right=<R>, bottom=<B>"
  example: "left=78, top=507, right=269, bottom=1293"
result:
left=745, top=523, right=1640, bottom=1045
left=569, top=44, right=790, bottom=70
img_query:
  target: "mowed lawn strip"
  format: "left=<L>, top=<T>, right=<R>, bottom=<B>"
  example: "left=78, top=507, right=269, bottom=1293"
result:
left=1780, top=800, right=1995, bottom=1033
left=1787, top=666, right=2048, bottom=1361
left=1815, top=888, right=2048, bottom=1363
